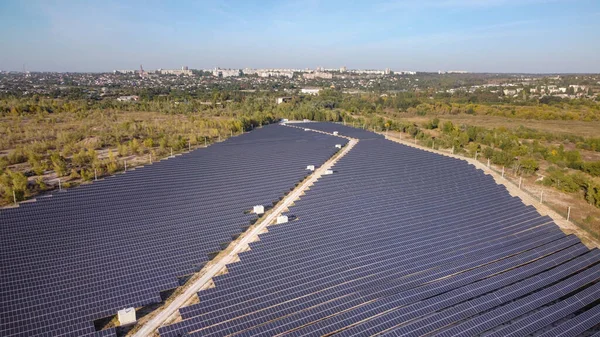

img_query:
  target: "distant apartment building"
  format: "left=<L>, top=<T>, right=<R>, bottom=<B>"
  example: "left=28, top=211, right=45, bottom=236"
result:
left=258, top=71, right=294, bottom=78
left=243, top=68, right=307, bottom=77
left=340, top=66, right=347, bottom=72
left=348, top=69, right=385, bottom=75
left=213, top=68, right=241, bottom=78
left=113, top=69, right=137, bottom=74
left=157, top=66, right=192, bottom=76
left=303, top=72, right=333, bottom=80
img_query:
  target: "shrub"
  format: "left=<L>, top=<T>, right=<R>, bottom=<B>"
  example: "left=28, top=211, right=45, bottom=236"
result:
left=585, top=183, right=600, bottom=208
left=72, top=149, right=96, bottom=168
left=519, top=157, right=539, bottom=175
left=0, top=170, right=28, bottom=202
left=582, top=161, right=600, bottom=177
left=50, top=152, right=68, bottom=176
left=143, top=138, right=154, bottom=148
left=482, top=147, right=494, bottom=159
left=492, top=151, right=514, bottom=166
left=7, top=147, right=27, bottom=165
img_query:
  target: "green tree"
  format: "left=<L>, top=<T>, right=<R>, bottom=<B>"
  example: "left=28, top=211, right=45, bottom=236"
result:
left=50, top=152, right=68, bottom=177
left=519, top=157, right=540, bottom=175
left=27, top=150, right=46, bottom=175
left=585, top=183, right=600, bottom=208
left=582, top=161, right=600, bottom=177
left=0, top=170, right=28, bottom=202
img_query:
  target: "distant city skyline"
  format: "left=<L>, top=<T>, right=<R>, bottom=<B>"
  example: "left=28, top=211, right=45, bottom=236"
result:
left=1, top=0, right=600, bottom=73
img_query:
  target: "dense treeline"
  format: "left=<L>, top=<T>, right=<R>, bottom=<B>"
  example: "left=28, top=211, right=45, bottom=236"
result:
left=2, top=87, right=600, bottom=120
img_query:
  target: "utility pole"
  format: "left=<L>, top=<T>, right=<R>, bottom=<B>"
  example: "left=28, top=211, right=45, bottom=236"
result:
left=487, top=158, right=490, bottom=168
left=204, top=137, right=207, bottom=147
left=13, top=190, right=17, bottom=205
left=567, top=207, right=571, bottom=221
left=502, top=166, right=505, bottom=178
left=124, top=160, right=127, bottom=172
left=58, top=179, right=62, bottom=191
left=94, top=169, right=97, bottom=181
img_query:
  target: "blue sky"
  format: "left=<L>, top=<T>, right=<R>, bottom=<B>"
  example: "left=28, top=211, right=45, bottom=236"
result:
left=1, top=0, right=599, bottom=73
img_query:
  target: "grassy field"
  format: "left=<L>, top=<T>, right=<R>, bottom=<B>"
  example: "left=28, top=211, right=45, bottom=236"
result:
left=396, top=114, right=600, bottom=138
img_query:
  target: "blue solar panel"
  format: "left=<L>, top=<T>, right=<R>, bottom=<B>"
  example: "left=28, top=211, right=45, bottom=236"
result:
left=0, top=124, right=346, bottom=336
left=159, top=123, right=600, bottom=337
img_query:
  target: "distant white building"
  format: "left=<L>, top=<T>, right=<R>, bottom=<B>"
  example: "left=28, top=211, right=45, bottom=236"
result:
left=157, top=66, right=192, bottom=76
left=301, top=88, right=320, bottom=95
left=569, top=85, right=587, bottom=92
left=303, top=72, right=333, bottom=80
left=213, top=68, right=240, bottom=78
left=503, top=88, right=523, bottom=96
left=276, top=97, right=292, bottom=104
left=113, top=70, right=136, bottom=74
left=258, top=71, right=293, bottom=78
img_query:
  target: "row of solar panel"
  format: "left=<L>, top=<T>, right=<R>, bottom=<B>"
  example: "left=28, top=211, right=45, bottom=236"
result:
left=0, top=125, right=346, bottom=336
left=168, top=232, right=573, bottom=334
left=160, top=133, right=599, bottom=337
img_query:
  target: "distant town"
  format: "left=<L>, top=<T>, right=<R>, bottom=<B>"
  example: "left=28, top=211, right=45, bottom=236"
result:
left=1, top=66, right=598, bottom=102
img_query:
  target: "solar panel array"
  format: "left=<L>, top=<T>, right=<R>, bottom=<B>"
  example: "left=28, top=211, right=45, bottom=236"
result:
left=0, top=124, right=346, bottom=337
left=160, top=126, right=600, bottom=337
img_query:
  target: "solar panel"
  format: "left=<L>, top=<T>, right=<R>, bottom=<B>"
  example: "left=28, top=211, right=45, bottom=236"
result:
left=0, top=124, right=346, bottom=336
left=159, top=123, right=600, bottom=337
